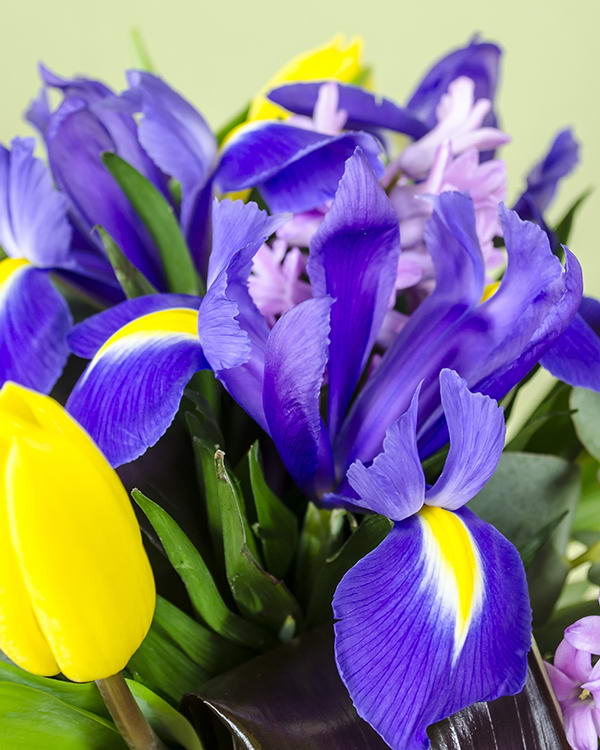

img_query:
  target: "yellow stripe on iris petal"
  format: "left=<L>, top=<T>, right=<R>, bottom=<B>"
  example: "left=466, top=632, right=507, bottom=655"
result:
left=0, top=257, right=30, bottom=290
left=419, top=505, right=483, bottom=659
left=96, top=308, right=199, bottom=358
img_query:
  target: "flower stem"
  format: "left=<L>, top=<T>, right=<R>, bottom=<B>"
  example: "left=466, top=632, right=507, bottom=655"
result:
left=570, top=539, right=600, bottom=569
left=96, top=673, right=166, bottom=750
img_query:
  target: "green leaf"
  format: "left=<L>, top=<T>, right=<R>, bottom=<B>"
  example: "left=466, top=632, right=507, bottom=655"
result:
left=128, top=624, right=210, bottom=703
left=519, top=511, right=568, bottom=568
left=0, top=682, right=124, bottom=749
left=130, top=27, right=156, bottom=72
left=306, top=515, right=392, bottom=626
left=97, top=226, right=157, bottom=299
left=102, top=152, right=200, bottom=295
left=216, top=104, right=250, bottom=145
left=215, top=450, right=302, bottom=633
left=132, top=488, right=272, bottom=649
left=469, top=452, right=581, bottom=623
left=571, top=387, right=600, bottom=462
left=126, top=679, right=205, bottom=750
left=573, top=455, right=600, bottom=537
left=248, top=441, right=298, bottom=579
left=554, top=188, right=592, bottom=246
left=507, top=382, right=579, bottom=458
left=185, top=411, right=224, bottom=557
left=536, top=599, right=600, bottom=655
left=0, top=659, right=106, bottom=715
left=295, top=503, right=346, bottom=606
left=351, top=65, right=373, bottom=87
left=153, top=595, right=251, bottom=675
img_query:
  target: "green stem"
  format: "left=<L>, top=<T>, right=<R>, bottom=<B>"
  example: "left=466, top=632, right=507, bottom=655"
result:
left=570, top=539, right=600, bottom=569
left=96, top=673, right=166, bottom=750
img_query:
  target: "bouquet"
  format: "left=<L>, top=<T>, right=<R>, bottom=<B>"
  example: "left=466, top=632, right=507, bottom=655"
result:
left=0, top=33, right=599, bottom=750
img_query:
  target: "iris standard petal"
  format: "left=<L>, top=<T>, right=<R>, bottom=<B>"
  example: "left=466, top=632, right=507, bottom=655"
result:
left=216, top=122, right=383, bottom=213
left=263, top=297, right=334, bottom=492
left=334, top=506, right=530, bottom=750
left=67, top=307, right=206, bottom=467
left=268, top=82, right=428, bottom=139
left=346, top=386, right=424, bottom=520
left=46, top=99, right=164, bottom=287
left=0, top=137, right=72, bottom=268
left=308, top=148, right=400, bottom=433
left=336, top=191, right=485, bottom=468
left=0, top=383, right=155, bottom=682
left=0, top=259, right=71, bottom=393
left=514, top=129, right=580, bottom=219
left=425, top=369, right=505, bottom=509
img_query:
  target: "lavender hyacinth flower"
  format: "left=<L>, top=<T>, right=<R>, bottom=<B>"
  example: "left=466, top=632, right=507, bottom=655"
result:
left=545, top=598, right=600, bottom=750
left=334, top=369, right=530, bottom=749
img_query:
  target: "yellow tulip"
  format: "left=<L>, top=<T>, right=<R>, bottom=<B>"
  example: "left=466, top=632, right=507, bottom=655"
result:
left=0, top=381, right=155, bottom=683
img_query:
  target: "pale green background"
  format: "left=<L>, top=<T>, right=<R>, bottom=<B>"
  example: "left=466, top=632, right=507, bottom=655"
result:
left=1, top=0, right=597, bottom=293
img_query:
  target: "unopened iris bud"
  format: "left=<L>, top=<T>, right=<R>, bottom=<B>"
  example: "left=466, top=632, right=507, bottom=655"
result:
left=0, top=381, right=155, bottom=683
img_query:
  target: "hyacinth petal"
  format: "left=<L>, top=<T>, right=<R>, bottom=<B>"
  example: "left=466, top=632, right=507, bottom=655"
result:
left=67, top=307, right=206, bottom=467
left=268, top=82, right=428, bottom=139
left=544, top=662, right=577, bottom=702
left=263, top=297, right=333, bottom=491
left=216, top=122, right=383, bottom=214
left=425, top=370, right=505, bottom=510
left=308, top=148, right=400, bottom=433
left=337, top=191, right=485, bottom=468
left=46, top=99, right=164, bottom=287
left=540, top=312, right=600, bottom=391
left=0, top=138, right=72, bottom=268
left=334, top=506, right=530, bottom=750
left=0, top=383, right=155, bottom=682
left=564, top=701, right=599, bottom=750
left=0, top=259, right=71, bottom=393
left=564, top=616, right=600, bottom=654
left=407, top=38, right=501, bottom=130
left=346, top=386, right=424, bottom=520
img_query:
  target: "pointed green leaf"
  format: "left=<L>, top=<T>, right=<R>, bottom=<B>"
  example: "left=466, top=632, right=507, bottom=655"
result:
left=102, top=152, right=200, bottom=295
left=215, top=450, right=302, bottom=632
left=153, top=595, right=251, bottom=675
left=0, top=682, right=124, bottom=749
left=132, top=488, right=272, bottom=649
left=216, top=104, right=250, bottom=145
left=248, top=442, right=298, bottom=579
left=97, top=226, right=157, bottom=299
left=130, top=27, right=156, bottom=73
left=571, top=387, right=600, bottom=462
left=307, top=514, right=392, bottom=626
left=554, top=188, right=592, bottom=246
left=295, top=502, right=346, bottom=606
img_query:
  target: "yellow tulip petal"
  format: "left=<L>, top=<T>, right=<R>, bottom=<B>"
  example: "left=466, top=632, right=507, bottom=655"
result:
left=0, top=438, right=59, bottom=675
left=248, top=35, right=363, bottom=123
left=0, top=383, right=155, bottom=682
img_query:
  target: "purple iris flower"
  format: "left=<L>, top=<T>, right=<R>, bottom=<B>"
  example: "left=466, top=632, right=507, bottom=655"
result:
left=27, top=65, right=217, bottom=286
left=334, top=369, right=530, bottom=749
left=65, top=149, right=585, bottom=489
left=0, top=138, right=74, bottom=392
left=545, top=597, right=600, bottom=750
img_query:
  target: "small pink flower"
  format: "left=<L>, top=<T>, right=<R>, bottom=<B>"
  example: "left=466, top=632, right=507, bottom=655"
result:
left=388, top=76, right=510, bottom=180
left=288, top=82, right=347, bottom=135
left=546, top=598, right=600, bottom=750
left=248, top=239, right=311, bottom=324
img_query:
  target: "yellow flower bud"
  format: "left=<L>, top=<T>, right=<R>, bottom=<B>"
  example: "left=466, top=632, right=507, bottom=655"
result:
left=0, top=382, right=155, bottom=683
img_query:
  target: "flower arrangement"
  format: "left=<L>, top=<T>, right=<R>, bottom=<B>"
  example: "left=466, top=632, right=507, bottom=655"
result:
left=0, top=33, right=599, bottom=750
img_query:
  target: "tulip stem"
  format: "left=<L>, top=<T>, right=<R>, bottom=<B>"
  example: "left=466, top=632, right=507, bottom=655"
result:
left=96, top=673, right=166, bottom=750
